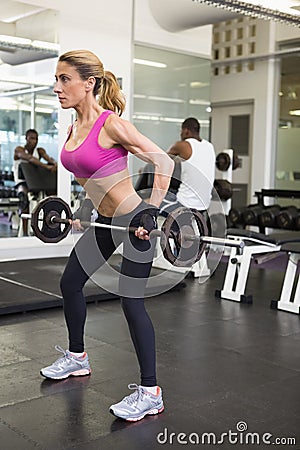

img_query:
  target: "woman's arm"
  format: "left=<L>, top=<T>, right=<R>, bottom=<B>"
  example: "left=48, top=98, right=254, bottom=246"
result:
left=104, top=115, right=174, bottom=208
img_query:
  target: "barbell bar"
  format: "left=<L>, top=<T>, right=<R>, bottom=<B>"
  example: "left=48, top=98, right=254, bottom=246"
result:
left=21, top=213, right=140, bottom=234
left=22, top=212, right=243, bottom=246
left=22, top=196, right=244, bottom=267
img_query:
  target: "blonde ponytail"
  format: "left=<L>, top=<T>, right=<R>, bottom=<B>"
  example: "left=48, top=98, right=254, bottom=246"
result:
left=98, top=71, right=126, bottom=116
left=58, top=50, right=126, bottom=116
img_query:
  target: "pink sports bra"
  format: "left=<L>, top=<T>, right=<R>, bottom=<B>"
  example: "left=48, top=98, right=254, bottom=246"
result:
left=60, top=110, right=128, bottom=179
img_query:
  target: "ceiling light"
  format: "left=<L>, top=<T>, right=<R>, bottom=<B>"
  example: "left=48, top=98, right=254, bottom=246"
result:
left=148, top=95, right=185, bottom=103
left=132, top=114, right=161, bottom=121
left=190, top=81, right=209, bottom=88
left=0, top=86, right=52, bottom=97
left=133, top=94, right=147, bottom=99
left=35, top=107, right=55, bottom=114
left=192, top=0, right=300, bottom=26
left=133, top=58, right=167, bottom=68
left=35, top=98, right=58, bottom=106
left=287, top=88, right=298, bottom=100
left=0, top=34, right=31, bottom=47
left=31, top=40, right=60, bottom=52
left=0, top=34, right=59, bottom=54
left=189, top=99, right=210, bottom=105
left=132, top=114, right=210, bottom=125
left=289, top=109, right=300, bottom=116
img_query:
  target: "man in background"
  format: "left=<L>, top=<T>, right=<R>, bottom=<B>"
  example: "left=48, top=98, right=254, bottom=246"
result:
left=159, top=117, right=215, bottom=220
left=14, top=129, right=57, bottom=235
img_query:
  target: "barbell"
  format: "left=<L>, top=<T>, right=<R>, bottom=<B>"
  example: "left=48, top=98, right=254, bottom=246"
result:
left=22, top=196, right=244, bottom=267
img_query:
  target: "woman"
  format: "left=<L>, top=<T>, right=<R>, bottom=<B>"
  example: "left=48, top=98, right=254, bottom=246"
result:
left=40, top=50, right=174, bottom=422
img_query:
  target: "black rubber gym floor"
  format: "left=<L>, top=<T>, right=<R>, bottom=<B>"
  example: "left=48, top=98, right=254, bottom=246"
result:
left=0, top=258, right=299, bottom=449
left=0, top=256, right=185, bottom=315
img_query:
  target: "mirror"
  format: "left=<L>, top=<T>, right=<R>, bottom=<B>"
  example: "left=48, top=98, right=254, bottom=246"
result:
left=0, top=2, right=59, bottom=238
left=276, top=48, right=300, bottom=203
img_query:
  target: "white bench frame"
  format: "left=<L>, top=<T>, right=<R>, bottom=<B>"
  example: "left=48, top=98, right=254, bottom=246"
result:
left=216, top=235, right=281, bottom=304
left=271, top=252, right=300, bottom=314
left=217, top=232, right=300, bottom=314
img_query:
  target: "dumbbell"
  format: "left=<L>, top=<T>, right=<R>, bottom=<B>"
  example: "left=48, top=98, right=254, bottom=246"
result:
left=242, top=204, right=264, bottom=226
left=216, top=153, right=231, bottom=171
left=216, top=151, right=240, bottom=172
left=294, top=211, right=300, bottom=231
left=2, top=187, right=10, bottom=198
left=228, top=206, right=247, bottom=226
left=276, top=206, right=298, bottom=229
left=259, top=205, right=281, bottom=228
left=7, top=171, right=14, bottom=181
left=4, top=187, right=14, bottom=198
left=213, top=179, right=233, bottom=201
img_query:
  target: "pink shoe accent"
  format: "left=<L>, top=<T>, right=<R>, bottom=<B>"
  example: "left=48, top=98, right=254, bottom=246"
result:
left=71, top=368, right=91, bottom=376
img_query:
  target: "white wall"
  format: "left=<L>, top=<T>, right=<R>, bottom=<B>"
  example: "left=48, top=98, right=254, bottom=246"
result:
left=16, top=9, right=58, bottom=42
left=275, top=22, right=300, bottom=43
left=134, top=0, right=212, bottom=57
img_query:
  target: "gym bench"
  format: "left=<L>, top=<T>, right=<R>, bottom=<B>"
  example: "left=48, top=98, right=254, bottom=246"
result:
left=216, top=228, right=300, bottom=314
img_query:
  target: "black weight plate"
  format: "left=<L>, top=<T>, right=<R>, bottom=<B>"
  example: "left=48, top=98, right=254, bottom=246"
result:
left=31, top=196, right=72, bottom=243
left=216, top=152, right=231, bottom=171
left=160, top=207, right=208, bottom=267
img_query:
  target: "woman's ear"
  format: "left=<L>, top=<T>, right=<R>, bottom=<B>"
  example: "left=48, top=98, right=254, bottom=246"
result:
left=86, top=76, right=96, bottom=92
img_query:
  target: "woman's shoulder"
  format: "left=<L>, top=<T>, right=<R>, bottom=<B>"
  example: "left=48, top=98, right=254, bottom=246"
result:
left=102, top=111, right=128, bottom=131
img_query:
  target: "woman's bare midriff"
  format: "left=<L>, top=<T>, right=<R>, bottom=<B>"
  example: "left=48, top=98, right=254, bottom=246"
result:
left=76, top=168, right=143, bottom=217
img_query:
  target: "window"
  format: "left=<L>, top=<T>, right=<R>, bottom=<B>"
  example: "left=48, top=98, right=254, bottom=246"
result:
left=276, top=51, right=300, bottom=192
left=225, top=47, right=231, bottom=58
left=237, top=44, right=243, bottom=56
left=133, top=45, right=211, bottom=172
left=250, top=25, right=256, bottom=37
left=225, top=30, right=232, bottom=42
left=214, top=32, right=220, bottom=44
left=0, top=90, right=58, bottom=173
left=249, top=42, right=256, bottom=54
left=230, top=115, right=250, bottom=156
left=236, top=63, right=243, bottom=73
left=237, top=28, right=244, bottom=39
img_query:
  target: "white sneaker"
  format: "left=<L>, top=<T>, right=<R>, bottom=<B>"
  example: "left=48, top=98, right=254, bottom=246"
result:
left=110, top=383, right=164, bottom=422
left=40, top=345, right=91, bottom=380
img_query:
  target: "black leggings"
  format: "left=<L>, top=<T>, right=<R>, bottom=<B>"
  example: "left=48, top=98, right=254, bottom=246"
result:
left=60, top=201, right=157, bottom=386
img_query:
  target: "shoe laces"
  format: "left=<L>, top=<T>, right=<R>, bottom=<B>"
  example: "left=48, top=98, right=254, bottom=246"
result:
left=123, top=383, right=144, bottom=405
left=52, top=345, right=73, bottom=367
